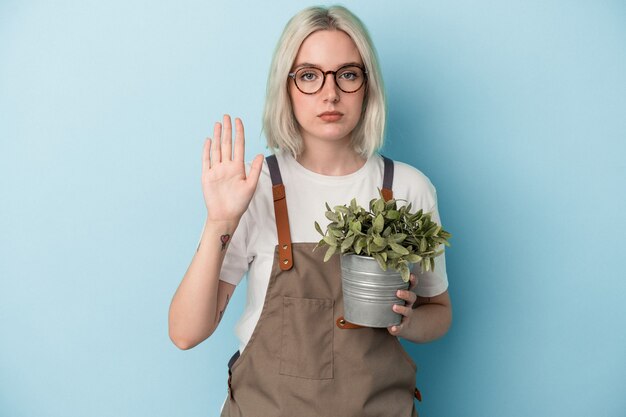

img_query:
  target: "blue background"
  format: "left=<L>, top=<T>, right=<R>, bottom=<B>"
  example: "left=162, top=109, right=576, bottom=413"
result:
left=1, top=1, right=625, bottom=416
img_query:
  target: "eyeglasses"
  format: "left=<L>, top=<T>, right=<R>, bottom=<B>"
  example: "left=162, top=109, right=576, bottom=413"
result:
left=288, top=64, right=368, bottom=95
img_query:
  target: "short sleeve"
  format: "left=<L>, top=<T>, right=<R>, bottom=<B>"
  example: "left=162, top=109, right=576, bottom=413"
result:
left=218, top=212, right=252, bottom=286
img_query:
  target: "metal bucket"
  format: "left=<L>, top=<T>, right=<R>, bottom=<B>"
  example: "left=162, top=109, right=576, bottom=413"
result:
left=340, top=254, right=409, bottom=328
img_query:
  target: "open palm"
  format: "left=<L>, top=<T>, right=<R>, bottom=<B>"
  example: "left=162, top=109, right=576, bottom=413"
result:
left=202, top=115, right=263, bottom=222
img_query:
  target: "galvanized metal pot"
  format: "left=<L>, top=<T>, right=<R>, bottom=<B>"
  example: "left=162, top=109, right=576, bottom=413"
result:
left=340, top=254, right=410, bottom=328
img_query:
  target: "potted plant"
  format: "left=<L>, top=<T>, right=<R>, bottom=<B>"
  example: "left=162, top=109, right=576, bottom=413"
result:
left=314, top=190, right=452, bottom=328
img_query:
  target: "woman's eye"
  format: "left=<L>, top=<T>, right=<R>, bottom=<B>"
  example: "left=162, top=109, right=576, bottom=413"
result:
left=339, top=71, right=358, bottom=81
left=299, top=71, right=319, bottom=82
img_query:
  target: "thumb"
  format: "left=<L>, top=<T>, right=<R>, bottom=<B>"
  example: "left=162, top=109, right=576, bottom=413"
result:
left=409, top=274, right=417, bottom=290
left=246, top=154, right=264, bottom=188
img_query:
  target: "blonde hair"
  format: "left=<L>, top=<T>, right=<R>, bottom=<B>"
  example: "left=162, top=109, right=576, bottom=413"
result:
left=263, top=6, right=386, bottom=159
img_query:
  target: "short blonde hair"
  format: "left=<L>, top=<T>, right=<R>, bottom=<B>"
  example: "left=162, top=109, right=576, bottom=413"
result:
left=263, top=6, right=386, bottom=159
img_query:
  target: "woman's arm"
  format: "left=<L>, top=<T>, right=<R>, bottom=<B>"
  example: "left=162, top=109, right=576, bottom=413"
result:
left=168, top=219, right=238, bottom=350
left=168, top=115, right=263, bottom=350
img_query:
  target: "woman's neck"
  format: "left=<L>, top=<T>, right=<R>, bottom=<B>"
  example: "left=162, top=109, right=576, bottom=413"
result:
left=295, top=143, right=367, bottom=176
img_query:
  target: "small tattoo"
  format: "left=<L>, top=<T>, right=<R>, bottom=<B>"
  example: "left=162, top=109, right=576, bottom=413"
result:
left=220, top=234, right=231, bottom=251
left=216, top=294, right=231, bottom=325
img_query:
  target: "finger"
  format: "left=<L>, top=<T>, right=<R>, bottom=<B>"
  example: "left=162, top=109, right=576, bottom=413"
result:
left=393, top=303, right=413, bottom=317
left=409, top=274, right=417, bottom=290
left=202, top=138, right=211, bottom=170
left=233, top=117, right=245, bottom=162
left=397, top=289, right=417, bottom=307
left=221, top=114, right=233, bottom=162
left=388, top=319, right=406, bottom=336
left=211, top=122, right=222, bottom=165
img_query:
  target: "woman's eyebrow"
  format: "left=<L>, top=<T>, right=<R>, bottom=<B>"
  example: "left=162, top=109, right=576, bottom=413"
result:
left=292, top=61, right=363, bottom=70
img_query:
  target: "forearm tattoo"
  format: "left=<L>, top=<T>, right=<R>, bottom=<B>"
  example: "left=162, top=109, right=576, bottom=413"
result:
left=216, top=293, right=231, bottom=325
left=196, top=233, right=231, bottom=252
left=220, top=234, right=231, bottom=251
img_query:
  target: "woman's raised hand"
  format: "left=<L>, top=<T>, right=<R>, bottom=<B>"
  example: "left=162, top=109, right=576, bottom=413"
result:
left=202, top=114, right=264, bottom=223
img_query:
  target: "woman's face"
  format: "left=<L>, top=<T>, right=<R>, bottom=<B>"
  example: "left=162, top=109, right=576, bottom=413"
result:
left=289, top=30, right=366, bottom=150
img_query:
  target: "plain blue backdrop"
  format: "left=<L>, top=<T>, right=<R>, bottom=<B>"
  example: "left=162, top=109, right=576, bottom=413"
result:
left=1, top=1, right=625, bottom=416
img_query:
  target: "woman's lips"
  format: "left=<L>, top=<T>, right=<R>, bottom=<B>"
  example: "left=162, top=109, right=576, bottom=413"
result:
left=318, top=111, right=343, bottom=122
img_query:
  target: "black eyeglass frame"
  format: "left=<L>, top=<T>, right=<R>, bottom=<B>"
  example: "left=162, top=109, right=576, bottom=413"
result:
left=288, top=64, right=368, bottom=95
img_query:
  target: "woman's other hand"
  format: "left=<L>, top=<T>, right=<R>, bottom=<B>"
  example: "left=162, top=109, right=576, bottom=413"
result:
left=387, top=273, right=452, bottom=343
left=387, top=274, right=418, bottom=337
left=202, top=114, right=264, bottom=222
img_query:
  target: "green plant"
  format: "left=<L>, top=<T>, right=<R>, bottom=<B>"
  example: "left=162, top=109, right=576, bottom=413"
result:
left=314, top=190, right=452, bottom=282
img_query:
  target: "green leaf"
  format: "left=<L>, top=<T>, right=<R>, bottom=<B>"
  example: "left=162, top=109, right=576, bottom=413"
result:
left=400, top=265, right=410, bottom=282
left=341, top=234, right=356, bottom=252
left=406, top=254, right=422, bottom=263
left=385, top=210, right=400, bottom=220
left=323, top=234, right=337, bottom=246
left=373, top=214, right=384, bottom=234
left=354, top=236, right=366, bottom=254
left=373, top=235, right=387, bottom=247
left=373, top=253, right=387, bottom=270
left=420, top=238, right=428, bottom=252
left=389, top=233, right=407, bottom=243
left=374, top=198, right=385, bottom=214
left=314, top=221, right=324, bottom=237
left=324, top=245, right=336, bottom=262
left=389, top=242, right=409, bottom=255
left=425, top=224, right=440, bottom=237
left=351, top=220, right=362, bottom=234
left=369, top=242, right=385, bottom=252
left=325, top=211, right=339, bottom=222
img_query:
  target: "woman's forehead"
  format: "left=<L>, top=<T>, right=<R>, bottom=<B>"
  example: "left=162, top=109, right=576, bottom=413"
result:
left=293, top=30, right=363, bottom=68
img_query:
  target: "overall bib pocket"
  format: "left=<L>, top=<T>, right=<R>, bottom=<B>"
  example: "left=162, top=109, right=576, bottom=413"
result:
left=279, top=296, right=334, bottom=380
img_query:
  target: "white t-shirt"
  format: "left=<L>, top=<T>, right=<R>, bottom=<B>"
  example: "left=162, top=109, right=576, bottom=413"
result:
left=218, top=151, right=448, bottom=353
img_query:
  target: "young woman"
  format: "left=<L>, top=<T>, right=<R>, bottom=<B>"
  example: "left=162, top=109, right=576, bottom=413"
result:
left=169, top=6, right=451, bottom=416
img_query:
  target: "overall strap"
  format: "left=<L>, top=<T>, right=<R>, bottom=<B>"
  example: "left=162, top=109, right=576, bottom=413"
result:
left=380, top=154, right=394, bottom=201
left=266, top=155, right=293, bottom=271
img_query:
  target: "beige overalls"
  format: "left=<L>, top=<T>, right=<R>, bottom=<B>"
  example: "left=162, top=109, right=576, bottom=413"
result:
left=221, top=155, right=420, bottom=417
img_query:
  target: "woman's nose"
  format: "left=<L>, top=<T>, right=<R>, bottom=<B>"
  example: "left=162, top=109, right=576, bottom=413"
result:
left=321, top=73, right=340, bottom=102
